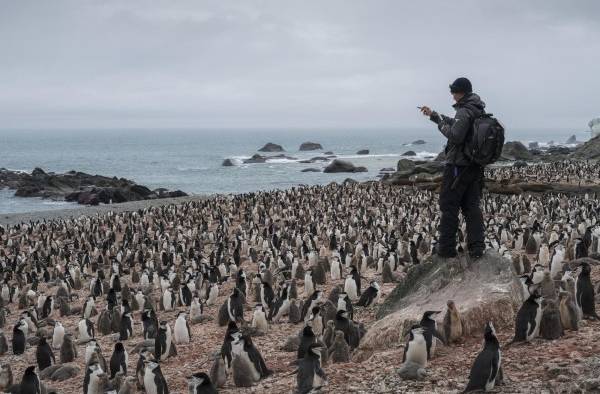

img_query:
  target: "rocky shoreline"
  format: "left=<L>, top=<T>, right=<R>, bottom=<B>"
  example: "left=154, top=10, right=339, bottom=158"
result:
left=0, top=167, right=187, bottom=206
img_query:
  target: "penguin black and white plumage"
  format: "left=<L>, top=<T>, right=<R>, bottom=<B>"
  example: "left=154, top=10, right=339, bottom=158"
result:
left=41, top=295, right=53, bottom=319
left=36, top=337, right=55, bottom=371
left=231, top=334, right=271, bottom=387
left=0, top=331, right=8, bottom=355
left=301, top=290, right=323, bottom=322
left=79, top=318, right=95, bottom=342
left=236, top=269, right=248, bottom=298
left=143, top=359, right=169, bottom=394
left=296, top=342, right=327, bottom=394
left=162, top=287, right=176, bottom=311
left=334, top=310, right=361, bottom=349
left=336, top=292, right=353, bottom=320
left=512, top=292, right=543, bottom=342
left=119, top=311, right=133, bottom=340
left=83, top=296, right=96, bottom=319
left=206, top=283, right=219, bottom=306
left=297, top=325, right=317, bottom=360
left=20, top=366, right=42, bottom=394
left=188, top=372, right=217, bottom=394
left=304, top=269, right=315, bottom=296
left=12, top=319, right=27, bottom=355
left=402, top=325, right=427, bottom=368
left=308, top=306, right=324, bottom=338
left=260, top=281, right=275, bottom=312
left=174, top=312, right=191, bottom=344
left=344, top=266, right=360, bottom=301
left=356, top=281, right=380, bottom=307
left=464, top=322, right=502, bottom=393
left=155, top=321, right=173, bottom=361
left=419, top=311, right=445, bottom=360
left=83, top=361, right=106, bottom=394
left=330, top=257, right=341, bottom=281
left=226, top=288, right=245, bottom=324
left=109, top=342, right=128, bottom=379
left=136, top=350, right=151, bottom=390
left=142, top=309, right=158, bottom=339
left=576, top=262, right=599, bottom=319
left=180, top=284, right=193, bottom=307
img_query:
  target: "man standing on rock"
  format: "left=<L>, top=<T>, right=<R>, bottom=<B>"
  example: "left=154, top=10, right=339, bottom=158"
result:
left=419, top=77, right=486, bottom=259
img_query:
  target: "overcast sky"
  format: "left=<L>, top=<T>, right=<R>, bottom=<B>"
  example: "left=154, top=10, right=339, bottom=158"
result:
left=0, top=0, right=598, bottom=130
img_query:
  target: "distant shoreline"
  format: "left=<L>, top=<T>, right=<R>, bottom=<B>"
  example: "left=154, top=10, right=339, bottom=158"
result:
left=0, top=194, right=210, bottom=226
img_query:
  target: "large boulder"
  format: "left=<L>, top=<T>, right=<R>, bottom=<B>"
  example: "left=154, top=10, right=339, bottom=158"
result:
left=412, top=140, right=426, bottom=145
left=396, top=159, right=415, bottom=172
left=323, top=160, right=367, bottom=173
left=222, top=159, right=235, bottom=166
left=501, top=141, right=533, bottom=161
left=356, top=149, right=370, bottom=155
left=571, top=135, right=600, bottom=160
left=299, top=142, right=323, bottom=151
left=402, top=151, right=417, bottom=157
left=354, top=251, right=520, bottom=362
left=258, top=142, right=284, bottom=152
left=243, top=154, right=267, bottom=164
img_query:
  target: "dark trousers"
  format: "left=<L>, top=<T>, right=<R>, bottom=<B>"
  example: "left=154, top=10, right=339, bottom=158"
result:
left=438, top=164, right=485, bottom=253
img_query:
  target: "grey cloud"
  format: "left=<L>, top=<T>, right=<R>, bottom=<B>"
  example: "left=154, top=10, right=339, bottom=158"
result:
left=0, top=0, right=598, bottom=130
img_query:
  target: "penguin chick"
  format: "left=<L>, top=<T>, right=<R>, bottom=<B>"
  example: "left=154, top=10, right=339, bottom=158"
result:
left=558, top=290, right=579, bottom=331
left=443, top=300, right=463, bottom=344
left=328, top=330, right=350, bottom=363
left=60, top=333, right=78, bottom=363
left=539, top=299, right=564, bottom=340
left=251, top=304, right=268, bottom=335
left=0, top=364, right=13, bottom=392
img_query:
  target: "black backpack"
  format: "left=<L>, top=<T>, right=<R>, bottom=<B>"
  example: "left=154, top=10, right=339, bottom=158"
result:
left=464, top=113, right=505, bottom=166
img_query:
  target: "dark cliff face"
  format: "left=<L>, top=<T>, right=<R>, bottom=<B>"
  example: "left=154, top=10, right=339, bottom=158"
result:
left=0, top=167, right=187, bottom=205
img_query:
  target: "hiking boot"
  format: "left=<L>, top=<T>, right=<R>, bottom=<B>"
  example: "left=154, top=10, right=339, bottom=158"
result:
left=469, top=249, right=484, bottom=259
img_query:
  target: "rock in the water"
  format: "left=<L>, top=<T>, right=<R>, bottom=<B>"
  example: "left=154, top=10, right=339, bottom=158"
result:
left=301, top=168, right=321, bottom=173
left=243, top=154, right=267, bottom=164
left=323, top=160, right=367, bottom=173
left=354, top=251, right=519, bottom=362
left=2, top=168, right=186, bottom=205
left=222, top=159, right=235, bottom=166
left=356, top=149, right=369, bottom=155
left=299, top=142, right=323, bottom=151
left=565, top=135, right=577, bottom=144
left=402, top=151, right=417, bottom=157
left=396, top=159, right=415, bottom=172
left=258, top=142, right=284, bottom=152
left=501, top=141, right=533, bottom=161
left=412, top=140, right=426, bottom=145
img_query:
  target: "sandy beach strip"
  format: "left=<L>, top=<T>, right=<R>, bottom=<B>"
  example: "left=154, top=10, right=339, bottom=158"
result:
left=0, top=194, right=212, bottom=226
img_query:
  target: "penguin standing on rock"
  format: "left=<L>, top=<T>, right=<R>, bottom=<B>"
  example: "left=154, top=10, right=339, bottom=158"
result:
left=143, top=359, right=169, bottom=394
left=576, top=262, right=599, bottom=319
left=174, top=312, right=191, bottom=344
left=356, top=281, right=380, bottom=307
left=296, top=343, right=327, bottom=393
left=403, top=325, right=428, bottom=368
left=464, top=322, right=502, bottom=392
left=12, top=319, right=27, bottom=355
left=36, top=337, right=55, bottom=371
left=155, top=321, right=173, bottom=361
left=20, top=366, right=42, bottom=394
left=109, top=342, right=128, bottom=379
left=187, top=372, right=217, bottom=394
left=512, top=292, right=543, bottom=343
left=419, top=311, right=445, bottom=360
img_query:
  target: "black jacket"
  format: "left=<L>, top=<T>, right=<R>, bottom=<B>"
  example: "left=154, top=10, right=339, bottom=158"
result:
left=429, top=93, right=485, bottom=166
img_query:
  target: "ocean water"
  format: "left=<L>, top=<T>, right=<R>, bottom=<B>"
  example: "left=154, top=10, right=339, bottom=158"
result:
left=0, top=127, right=587, bottom=214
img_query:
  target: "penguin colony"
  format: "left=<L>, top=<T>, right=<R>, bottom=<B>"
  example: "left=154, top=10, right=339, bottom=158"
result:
left=0, top=174, right=597, bottom=393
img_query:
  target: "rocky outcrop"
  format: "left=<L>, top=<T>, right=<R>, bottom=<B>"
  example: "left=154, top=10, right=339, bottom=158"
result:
left=354, top=252, right=519, bottom=362
left=396, top=159, right=415, bottom=172
left=357, top=149, right=370, bottom=155
left=571, top=135, right=600, bottom=160
left=323, top=160, right=367, bottom=173
left=258, top=142, right=284, bottom=152
left=243, top=154, right=267, bottom=164
left=501, top=141, right=533, bottom=161
left=222, top=159, right=235, bottom=166
left=299, top=142, right=323, bottom=151
left=402, top=151, right=416, bottom=157
left=565, top=135, right=577, bottom=144
left=0, top=168, right=187, bottom=206
left=384, top=161, right=444, bottom=186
